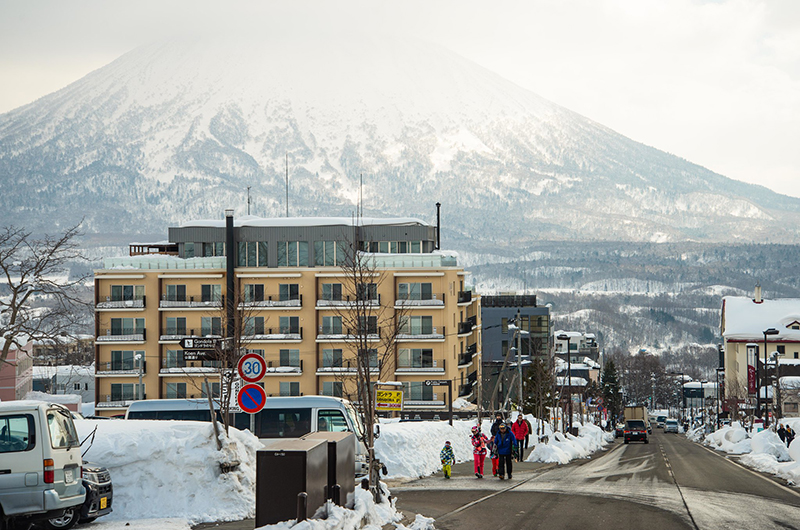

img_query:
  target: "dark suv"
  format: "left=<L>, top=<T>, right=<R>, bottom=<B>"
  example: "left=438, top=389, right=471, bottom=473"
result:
left=623, top=420, right=648, bottom=444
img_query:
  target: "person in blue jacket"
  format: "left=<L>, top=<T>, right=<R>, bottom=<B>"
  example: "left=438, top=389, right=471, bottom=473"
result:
left=493, top=422, right=517, bottom=479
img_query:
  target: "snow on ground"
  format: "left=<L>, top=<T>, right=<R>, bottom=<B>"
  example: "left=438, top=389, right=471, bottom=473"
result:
left=75, top=419, right=261, bottom=525
left=375, top=415, right=612, bottom=478
left=700, top=420, right=800, bottom=486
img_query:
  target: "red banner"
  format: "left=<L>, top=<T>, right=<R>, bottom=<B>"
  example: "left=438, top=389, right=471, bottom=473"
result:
left=747, top=364, right=756, bottom=395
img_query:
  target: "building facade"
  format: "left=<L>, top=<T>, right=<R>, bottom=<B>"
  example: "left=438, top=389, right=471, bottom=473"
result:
left=93, top=214, right=481, bottom=416
left=0, top=340, right=33, bottom=401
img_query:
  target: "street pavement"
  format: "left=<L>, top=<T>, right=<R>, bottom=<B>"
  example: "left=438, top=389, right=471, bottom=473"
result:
left=393, top=430, right=800, bottom=529
left=195, top=431, right=800, bottom=530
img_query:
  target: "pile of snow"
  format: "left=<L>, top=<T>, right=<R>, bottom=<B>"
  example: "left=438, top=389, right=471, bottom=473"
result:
left=76, top=419, right=261, bottom=524
left=257, top=484, right=434, bottom=530
left=451, top=397, right=475, bottom=410
left=24, top=390, right=81, bottom=404
left=686, top=425, right=705, bottom=443
left=740, top=429, right=800, bottom=485
left=526, top=422, right=613, bottom=465
left=704, top=422, right=752, bottom=454
left=375, top=420, right=475, bottom=478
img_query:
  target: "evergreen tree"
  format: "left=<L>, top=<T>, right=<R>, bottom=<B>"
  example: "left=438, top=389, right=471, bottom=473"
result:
left=601, top=360, right=623, bottom=422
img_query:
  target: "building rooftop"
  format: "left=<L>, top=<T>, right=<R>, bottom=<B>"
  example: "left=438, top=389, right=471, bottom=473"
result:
left=722, top=296, right=800, bottom=341
left=179, top=215, right=430, bottom=229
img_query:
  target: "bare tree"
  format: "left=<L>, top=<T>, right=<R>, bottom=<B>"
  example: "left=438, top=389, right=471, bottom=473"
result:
left=1, top=224, right=89, bottom=367
left=324, top=238, right=407, bottom=502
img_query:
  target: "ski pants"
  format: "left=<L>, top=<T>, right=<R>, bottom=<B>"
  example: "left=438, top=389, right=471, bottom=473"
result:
left=491, top=457, right=499, bottom=475
left=473, top=453, right=486, bottom=474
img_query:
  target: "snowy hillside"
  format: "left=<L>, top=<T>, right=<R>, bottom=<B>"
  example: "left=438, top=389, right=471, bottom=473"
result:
left=2, top=31, right=800, bottom=245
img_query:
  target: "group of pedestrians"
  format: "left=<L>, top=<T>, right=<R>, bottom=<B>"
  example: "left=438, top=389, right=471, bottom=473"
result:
left=777, top=423, right=796, bottom=447
left=440, top=411, right=533, bottom=481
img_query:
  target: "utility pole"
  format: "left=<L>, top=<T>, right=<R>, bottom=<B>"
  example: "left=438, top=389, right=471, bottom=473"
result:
left=246, top=186, right=251, bottom=215
left=285, top=153, right=289, bottom=217
left=517, top=309, right=523, bottom=411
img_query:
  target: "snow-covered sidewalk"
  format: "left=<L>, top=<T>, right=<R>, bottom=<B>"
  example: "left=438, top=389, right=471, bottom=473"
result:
left=697, top=420, right=800, bottom=486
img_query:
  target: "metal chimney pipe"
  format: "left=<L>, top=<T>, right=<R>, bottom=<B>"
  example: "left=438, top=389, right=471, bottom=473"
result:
left=225, top=209, right=235, bottom=341
left=435, top=202, right=441, bottom=250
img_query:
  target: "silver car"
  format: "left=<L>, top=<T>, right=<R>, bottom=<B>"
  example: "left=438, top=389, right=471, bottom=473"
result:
left=664, top=419, right=679, bottom=433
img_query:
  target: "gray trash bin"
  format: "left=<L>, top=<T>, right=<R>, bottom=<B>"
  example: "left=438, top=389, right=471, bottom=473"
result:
left=303, top=431, right=355, bottom=503
left=255, top=439, right=328, bottom=526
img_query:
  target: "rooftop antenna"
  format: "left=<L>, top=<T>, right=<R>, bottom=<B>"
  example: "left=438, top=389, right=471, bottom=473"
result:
left=359, top=173, right=363, bottom=219
left=285, top=153, right=289, bottom=217
left=246, top=186, right=251, bottom=215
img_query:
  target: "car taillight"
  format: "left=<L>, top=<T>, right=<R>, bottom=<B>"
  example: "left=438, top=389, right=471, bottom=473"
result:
left=44, top=459, right=54, bottom=483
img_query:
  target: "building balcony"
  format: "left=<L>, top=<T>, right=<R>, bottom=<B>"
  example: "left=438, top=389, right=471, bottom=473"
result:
left=96, top=361, right=145, bottom=376
left=316, top=359, right=381, bottom=374
left=466, top=343, right=478, bottom=356
left=457, top=291, right=473, bottom=304
left=457, top=322, right=474, bottom=336
left=160, top=295, right=224, bottom=310
left=316, top=295, right=380, bottom=309
left=239, top=296, right=302, bottom=310
left=160, top=358, right=223, bottom=375
left=458, top=352, right=473, bottom=367
left=316, top=328, right=381, bottom=342
left=97, top=330, right=146, bottom=343
left=96, top=395, right=146, bottom=408
left=243, top=327, right=303, bottom=342
left=395, top=295, right=445, bottom=309
left=159, top=331, right=222, bottom=342
left=395, top=360, right=445, bottom=374
left=396, top=328, right=445, bottom=342
left=96, top=296, right=146, bottom=311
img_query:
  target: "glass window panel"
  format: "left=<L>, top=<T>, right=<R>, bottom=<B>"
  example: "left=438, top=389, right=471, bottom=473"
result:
left=421, top=283, right=432, bottom=300
left=390, top=242, right=398, bottom=253
left=280, top=349, right=300, bottom=367
left=216, top=242, right=225, bottom=256
left=238, top=241, right=247, bottom=266
left=398, top=241, right=407, bottom=253
left=379, top=241, right=389, bottom=253
left=398, top=348, right=410, bottom=367
left=185, top=242, right=195, bottom=258
left=277, top=241, right=287, bottom=267
left=336, top=241, right=348, bottom=265
left=323, top=349, right=343, bottom=367
left=324, top=241, right=335, bottom=266
left=314, top=241, right=325, bottom=266
left=410, top=241, right=421, bottom=253
left=298, top=241, right=308, bottom=266
left=287, top=241, right=297, bottom=266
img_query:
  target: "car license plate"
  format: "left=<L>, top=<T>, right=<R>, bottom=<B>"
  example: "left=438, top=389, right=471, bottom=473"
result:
left=64, top=468, right=73, bottom=483
left=100, top=497, right=108, bottom=510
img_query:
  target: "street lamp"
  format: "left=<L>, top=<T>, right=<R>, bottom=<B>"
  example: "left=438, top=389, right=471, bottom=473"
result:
left=670, top=371, right=685, bottom=422
left=770, top=350, right=781, bottom=425
left=557, top=333, right=573, bottom=433
left=716, top=367, right=724, bottom=429
left=135, top=353, right=144, bottom=401
left=762, top=328, right=779, bottom=427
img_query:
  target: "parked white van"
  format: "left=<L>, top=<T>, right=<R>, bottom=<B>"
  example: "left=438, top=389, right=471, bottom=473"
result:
left=0, top=401, right=85, bottom=529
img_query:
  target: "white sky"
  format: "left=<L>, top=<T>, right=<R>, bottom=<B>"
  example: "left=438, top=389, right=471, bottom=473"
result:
left=1, top=0, right=798, bottom=198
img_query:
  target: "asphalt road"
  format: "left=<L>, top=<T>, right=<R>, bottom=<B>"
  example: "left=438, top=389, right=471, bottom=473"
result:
left=393, top=430, right=800, bottom=530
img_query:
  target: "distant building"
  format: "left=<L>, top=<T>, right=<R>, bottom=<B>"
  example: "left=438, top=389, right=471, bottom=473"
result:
left=553, top=330, right=600, bottom=364
left=0, top=339, right=34, bottom=401
left=32, top=365, right=94, bottom=404
left=480, top=294, right=550, bottom=411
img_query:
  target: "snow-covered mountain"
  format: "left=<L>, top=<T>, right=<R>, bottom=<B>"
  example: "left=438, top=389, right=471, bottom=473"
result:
left=2, top=31, right=800, bottom=248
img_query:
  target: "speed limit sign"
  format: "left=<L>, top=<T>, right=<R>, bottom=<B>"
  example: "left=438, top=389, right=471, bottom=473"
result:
left=237, top=353, right=266, bottom=383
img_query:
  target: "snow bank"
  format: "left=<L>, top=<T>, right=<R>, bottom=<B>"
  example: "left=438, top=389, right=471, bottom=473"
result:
left=76, top=419, right=261, bottom=524
left=526, top=422, right=613, bottom=465
left=704, top=422, right=752, bottom=454
left=375, top=420, right=475, bottom=478
left=750, top=429, right=791, bottom=461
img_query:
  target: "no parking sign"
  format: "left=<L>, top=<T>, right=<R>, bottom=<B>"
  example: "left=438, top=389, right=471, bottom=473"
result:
left=237, top=383, right=267, bottom=414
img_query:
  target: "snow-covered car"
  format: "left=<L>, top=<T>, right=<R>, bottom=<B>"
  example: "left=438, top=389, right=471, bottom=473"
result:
left=664, top=419, right=679, bottom=433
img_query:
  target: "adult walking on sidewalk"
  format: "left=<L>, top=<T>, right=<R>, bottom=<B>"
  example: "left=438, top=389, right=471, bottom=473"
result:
left=491, top=412, right=505, bottom=437
left=511, top=414, right=529, bottom=461
left=493, top=423, right=517, bottom=480
left=471, top=426, right=489, bottom=478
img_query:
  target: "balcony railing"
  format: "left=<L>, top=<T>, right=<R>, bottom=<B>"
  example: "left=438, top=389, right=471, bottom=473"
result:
left=97, top=329, right=146, bottom=342
left=458, top=384, right=473, bottom=397
left=160, top=358, right=222, bottom=374
left=316, top=358, right=380, bottom=373
left=243, top=327, right=303, bottom=341
left=458, top=352, right=473, bottom=366
left=160, top=295, right=224, bottom=309
left=96, top=296, right=146, bottom=310
left=458, top=291, right=473, bottom=304
left=239, top=295, right=302, bottom=309
left=316, top=294, right=380, bottom=308
left=96, top=394, right=146, bottom=408
left=317, top=327, right=381, bottom=341
left=396, top=359, right=445, bottom=373
left=457, top=322, right=473, bottom=335
left=466, top=343, right=478, bottom=356
left=395, top=294, right=445, bottom=308
left=159, top=330, right=222, bottom=341
left=396, top=326, right=445, bottom=341
left=96, top=361, right=145, bottom=375
left=263, top=358, right=303, bottom=374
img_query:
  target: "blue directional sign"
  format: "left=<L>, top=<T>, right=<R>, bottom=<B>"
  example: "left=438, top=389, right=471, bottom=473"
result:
left=237, top=384, right=267, bottom=414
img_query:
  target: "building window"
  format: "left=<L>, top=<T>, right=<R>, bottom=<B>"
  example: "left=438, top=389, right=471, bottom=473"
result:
left=321, top=316, right=343, bottom=335
left=202, top=242, right=225, bottom=257
left=237, top=241, right=267, bottom=267
left=111, top=383, right=143, bottom=401
left=321, top=283, right=342, bottom=301
left=110, top=350, right=143, bottom=371
left=165, top=317, right=186, bottom=336
left=110, top=318, right=145, bottom=336
left=399, top=316, right=433, bottom=335
left=279, top=316, right=299, bottom=334
left=110, top=285, right=144, bottom=301
left=277, top=241, right=308, bottom=267
left=322, top=349, right=343, bottom=367
left=279, top=349, right=300, bottom=368
left=201, top=317, right=221, bottom=336
left=279, top=284, right=299, bottom=301
left=778, top=345, right=786, bottom=354
left=244, top=284, right=264, bottom=302
left=165, top=284, right=186, bottom=302
left=322, top=382, right=343, bottom=398
left=165, top=350, right=185, bottom=369
left=314, top=240, right=347, bottom=266
left=357, top=283, right=377, bottom=301
left=785, top=403, right=799, bottom=413
left=184, top=242, right=195, bottom=258
left=201, top=284, right=221, bottom=303
left=398, top=348, right=434, bottom=368
left=280, top=382, right=300, bottom=396
left=358, top=316, right=378, bottom=335
left=403, top=381, right=433, bottom=401
left=73, top=383, right=81, bottom=391
left=398, top=282, right=433, bottom=300
left=245, top=317, right=265, bottom=336
left=201, top=382, right=220, bottom=398
left=359, top=348, right=379, bottom=368
left=166, top=382, right=187, bottom=399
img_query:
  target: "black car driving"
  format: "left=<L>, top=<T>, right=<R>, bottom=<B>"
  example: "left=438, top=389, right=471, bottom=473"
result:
left=623, top=419, right=648, bottom=444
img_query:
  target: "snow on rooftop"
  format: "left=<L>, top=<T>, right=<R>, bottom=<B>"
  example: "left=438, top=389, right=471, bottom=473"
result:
left=723, top=296, right=800, bottom=340
left=180, top=215, right=430, bottom=229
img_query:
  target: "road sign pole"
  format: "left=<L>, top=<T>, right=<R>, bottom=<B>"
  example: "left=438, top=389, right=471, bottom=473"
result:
left=448, top=380, right=452, bottom=426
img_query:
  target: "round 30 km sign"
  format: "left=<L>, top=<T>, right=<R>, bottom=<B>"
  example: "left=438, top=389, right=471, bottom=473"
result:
left=238, top=353, right=266, bottom=383
left=237, top=384, right=267, bottom=414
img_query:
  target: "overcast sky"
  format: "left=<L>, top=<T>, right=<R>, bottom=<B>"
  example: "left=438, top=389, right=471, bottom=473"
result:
left=1, top=0, right=798, bottom=197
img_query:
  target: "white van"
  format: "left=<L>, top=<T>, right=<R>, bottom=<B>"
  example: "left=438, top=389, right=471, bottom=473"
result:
left=0, top=401, right=86, bottom=528
left=231, top=396, right=369, bottom=476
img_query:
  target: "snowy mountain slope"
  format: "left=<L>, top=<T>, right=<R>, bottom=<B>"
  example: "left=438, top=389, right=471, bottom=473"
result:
left=2, top=31, right=800, bottom=245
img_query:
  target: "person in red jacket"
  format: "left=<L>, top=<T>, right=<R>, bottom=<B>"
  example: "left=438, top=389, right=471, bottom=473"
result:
left=511, top=414, right=529, bottom=461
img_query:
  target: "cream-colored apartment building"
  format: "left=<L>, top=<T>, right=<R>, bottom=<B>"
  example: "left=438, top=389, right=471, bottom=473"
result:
left=94, top=214, right=481, bottom=419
